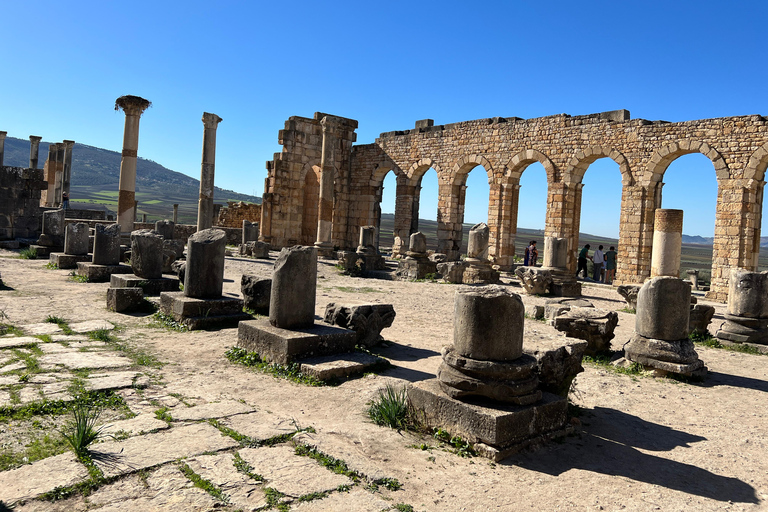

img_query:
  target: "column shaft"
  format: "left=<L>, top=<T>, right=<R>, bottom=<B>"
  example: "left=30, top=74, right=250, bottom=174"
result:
left=197, top=112, right=223, bottom=231
left=29, top=136, right=42, bottom=170
left=62, top=140, right=75, bottom=197
left=115, top=95, right=151, bottom=233
left=315, top=118, right=335, bottom=252
left=0, top=131, right=6, bottom=167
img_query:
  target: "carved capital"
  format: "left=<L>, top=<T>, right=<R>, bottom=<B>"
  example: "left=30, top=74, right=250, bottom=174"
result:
left=115, top=95, right=151, bottom=116
left=63, top=140, right=75, bottom=148
left=29, top=136, right=42, bottom=143
left=202, top=112, right=223, bottom=129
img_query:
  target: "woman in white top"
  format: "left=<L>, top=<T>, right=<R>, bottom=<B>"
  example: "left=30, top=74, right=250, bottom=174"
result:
left=592, top=245, right=604, bottom=282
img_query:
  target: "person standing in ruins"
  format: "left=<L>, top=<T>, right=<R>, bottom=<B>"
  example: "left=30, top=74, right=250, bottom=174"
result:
left=604, top=246, right=617, bottom=284
left=577, top=243, right=591, bottom=279
left=592, top=245, right=605, bottom=282
left=526, top=240, right=538, bottom=266
left=62, top=191, right=70, bottom=209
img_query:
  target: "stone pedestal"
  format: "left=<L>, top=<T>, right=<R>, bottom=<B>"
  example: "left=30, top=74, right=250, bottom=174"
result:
left=184, top=228, right=226, bottom=299
left=270, top=246, right=317, bottom=328
left=617, top=284, right=641, bottom=309
left=396, top=232, right=436, bottom=280
left=64, top=223, right=89, bottom=255
left=242, top=220, right=259, bottom=244
left=462, top=223, right=499, bottom=284
left=131, top=230, right=164, bottom=279
left=160, top=291, right=250, bottom=330
left=241, top=275, right=271, bottom=315
left=625, top=276, right=706, bottom=378
left=716, top=268, right=768, bottom=344
left=540, top=237, right=580, bottom=296
left=107, top=287, right=145, bottom=312
left=552, top=308, right=619, bottom=355
left=77, top=223, right=129, bottom=280
left=355, top=225, right=385, bottom=271
left=39, top=209, right=65, bottom=248
left=689, top=304, right=715, bottom=336
left=76, top=261, right=132, bottom=282
left=686, top=269, right=699, bottom=290
left=49, top=252, right=91, bottom=269
left=437, top=261, right=468, bottom=284
left=650, top=209, right=683, bottom=278
left=155, top=220, right=174, bottom=240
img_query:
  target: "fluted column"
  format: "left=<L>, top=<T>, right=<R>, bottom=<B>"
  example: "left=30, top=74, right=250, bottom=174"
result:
left=315, top=117, right=336, bottom=256
left=115, top=95, right=151, bottom=233
left=54, top=143, right=65, bottom=205
left=62, top=140, right=75, bottom=198
left=42, top=143, right=56, bottom=206
left=197, top=112, right=223, bottom=231
left=29, top=136, right=42, bottom=169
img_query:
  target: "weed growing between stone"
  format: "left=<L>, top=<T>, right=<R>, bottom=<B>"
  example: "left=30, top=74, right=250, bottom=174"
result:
left=68, top=271, right=89, bottom=283
left=18, top=247, right=38, bottom=259
left=225, top=346, right=324, bottom=386
left=44, top=262, right=59, bottom=270
left=263, top=487, right=289, bottom=511
left=0, top=431, right=69, bottom=471
left=150, top=311, right=188, bottom=332
left=432, top=428, right=476, bottom=458
left=177, top=461, right=231, bottom=505
left=154, top=407, right=172, bottom=423
left=0, top=390, right=130, bottom=423
left=60, top=402, right=111, bottom=458
left=367, top=384, right=410, bottom=430
left=618, top=307, right=637, bottom=314
left=690, top=331, right=766, bottom=356
left=582, top=353, right=644, bottom=376
left=208, top=418, right=315, bottom=448
left=232, top=451, right=264, bottom=481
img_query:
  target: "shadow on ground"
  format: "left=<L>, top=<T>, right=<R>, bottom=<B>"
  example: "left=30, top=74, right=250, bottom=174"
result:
left=508, top=407, right=758, bottom=504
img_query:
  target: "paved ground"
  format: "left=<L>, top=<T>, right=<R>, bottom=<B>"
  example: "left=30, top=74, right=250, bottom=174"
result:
left=0, top=249, right=766, bottom=511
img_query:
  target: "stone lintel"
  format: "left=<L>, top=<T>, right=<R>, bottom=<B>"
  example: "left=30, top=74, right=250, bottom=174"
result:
left=49, top=252, right=91, bottom=269
left=407, top=379, right=569, bottom=460
left=110, top=273, right=180, bottom=295
left=237, top=318, right=357, bottom=365
left=76, top=262, right=132, bottom=282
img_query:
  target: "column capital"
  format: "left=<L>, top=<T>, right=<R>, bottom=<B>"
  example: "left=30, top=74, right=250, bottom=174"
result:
left=0, top=131, right=6, bottom=138
left=63, top=140, right=75, bottom=148
left=29, top=135, right=42, bottom=143
left=202, top=112, right=223, bottom=129
left=115, top=95, right=151, bottom=116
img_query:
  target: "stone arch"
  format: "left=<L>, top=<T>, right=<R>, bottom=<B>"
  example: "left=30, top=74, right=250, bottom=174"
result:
left=407, top=158, right=443, bottom=183
left=504, top=149, right=557, bottom=184
left=450, top=154, right=495, bottom=186
left=564, top=146, right=633, bottom=186
left=745, top=143, right=768, bottom=182
left=371, top=161, right=406, bottom=187
left=646, top=140, right=728, bottom=183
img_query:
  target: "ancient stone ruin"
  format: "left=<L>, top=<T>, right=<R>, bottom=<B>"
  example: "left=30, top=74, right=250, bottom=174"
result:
left=715, top=268, right=768, bottom=345
left=408, top=286, right=574, bottom=461
left=624, top=276, right=707, bottom=378
left=396, top=232, right=436, bottom=280
left=461, top=223, right=499, bottom=284
left=77, top=223, right=132, bottom=282
left=49, top=222, right=91, bottom=269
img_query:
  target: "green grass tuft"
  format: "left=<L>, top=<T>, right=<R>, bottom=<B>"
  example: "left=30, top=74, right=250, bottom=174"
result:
left=151, top=311, right=188, bottom=331
left=367, top=384, right=410, bottom=430
left=225, top=347, right=325, bottom=386
left=178, top=461, right=230, bottom=504
left=690, top=331, right=766, bottom=356
left=19, top=247, right=38, bottom=259
left=59, top=403, right=111, bottom=458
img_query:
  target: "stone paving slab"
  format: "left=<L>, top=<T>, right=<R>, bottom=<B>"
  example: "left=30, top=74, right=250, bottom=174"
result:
left=68, top=320, right=115, bottom=333
left=0, top=362, right=26, bottom=373
left=220, top=412, right=298, bottom=442
left=20, top=323, right=62, bottom=335
left=38, top=341, right=109, bottom=353
left=87, top=371, right=149, bottom=391
left=50, top=334, right=90, bottom=342
left=170, top=399, right=254, bottom=421
left=0, top=375, right=22, bottom=385
left=0, top=452, right=89, bottom=506
left=92, top=422, right=239, bottom=478
left=238, top=445, right=352, bottom=498
left=0, top=336, right=41, bottom=349
left=40, top=351, right=134, bottom=370
left=292, top=488, right=393, bottom=511
left=100, top=413, right=170, bottom=437
left=293, top=430, right=389, bottom=482
left=81, top=465, right=219, bottom=512
left=185, top=453, right=269, bottom=510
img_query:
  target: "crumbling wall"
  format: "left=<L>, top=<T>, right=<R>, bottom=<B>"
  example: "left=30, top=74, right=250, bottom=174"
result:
left=0, top=166, right=46, bottom=239
left=216, top=201, right=261, bottom=228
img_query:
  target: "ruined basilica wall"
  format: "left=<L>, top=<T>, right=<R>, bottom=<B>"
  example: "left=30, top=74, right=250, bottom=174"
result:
left=217, top=201, right=262, bottom=228
left=360, top=112, right=768, bottom=300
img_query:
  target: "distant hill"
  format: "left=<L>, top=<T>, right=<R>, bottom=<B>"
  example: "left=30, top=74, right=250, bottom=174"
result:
left=3, top=137, right=260, bottom=224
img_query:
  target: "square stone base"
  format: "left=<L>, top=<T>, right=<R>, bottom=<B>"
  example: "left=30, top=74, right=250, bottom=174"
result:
left=29, top=245, right=58, bottom=258
left=76, top=262, right=132, bottom=282
left=111, top=274, right=181, bottom=295
left=550, top=280, right=582, bottom=297
left=49, top=252, right=91, bottom=269
left=238, top=318, right=358, bottom=365
left=462, top=265, right=500, bottom=285
left=107, top=287, right=145, bottom=312
left=396, top=257, right=437, bottom=280
left=407, top=379, right=571, bottom=461
left=159, top=291, right=250, bottom=330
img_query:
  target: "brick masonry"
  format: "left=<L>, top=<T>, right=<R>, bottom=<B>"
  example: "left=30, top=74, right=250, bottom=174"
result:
left=216, top=201, right=261, bottom=229
left=264, top=109, right=768, bottom=302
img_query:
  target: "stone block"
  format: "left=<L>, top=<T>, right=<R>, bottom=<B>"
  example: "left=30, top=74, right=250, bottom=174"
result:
left=635, top=276, right=690, bottom=341
left=131, top=229, right=164, bottom=279
left=155, top=219, right=175, bottom=240
left=159, top=291, right=249, bottom=329
left=241, top=275, right=271, bottom=315
left=689, top=304, right=715, bottom=336
left=49, top=252, right=91, bottom=269
left=617, top=284, right=641, bottom=309
left=298, top=352, right=385, bottom=381
left=524, top=334, right=587, bottom=397
left=270, top=246, right=317, bottom=329
left=76, top=262, right=132, bottom=282
left=184, top=228, right=226, bottom=299
left=323, top=303, right=396, bottom=347
left=107, top=287, right=145, bottom=312
left=454, top=285, right=524, bottom=361
left=552, top=307, right=619, bottom=355
left=437, top=261, right=467, bottom=283
left=515, top=267, right=552, bottom=295
left=407, top=379, right=570, bottom=461
left=92, top=223, right=121, bottom=265
left=64, top=222, right=89, bottom=255
left=110, top=273, right=181, bottom=295
left=237, top=318, right=357, bottom=365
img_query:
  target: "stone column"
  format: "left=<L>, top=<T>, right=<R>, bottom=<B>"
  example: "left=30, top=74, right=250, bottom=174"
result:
left=242, top=220, right=259, bottom=244
left=172, top=204, right=179, bottom=223
left=142, top=213, right=147, bottom=223
left=184, top=228, right=226, bottom=299
left=54, top=143, right=66, bottom=205
left=212, top=203, right=222, bottom=227
left=29, top=136, right=42, bottom=169
left=315, top=117, right=336, bottom=256
left=0, top=131, right=5, bottom=167
left=543, top=237, right=568, bottom=269
left=269, top=246, right=318, bottom=329
left=115, top=95, right=151, bottom=234
left=62, top=140, right=75, bottom=199
left=42, top=144, right=56, bottom=206
left=650, top=209, right=683, bottom=278
left=259, top=190, right=273, bottom=244
left=197, top=112, right=223, bottom=231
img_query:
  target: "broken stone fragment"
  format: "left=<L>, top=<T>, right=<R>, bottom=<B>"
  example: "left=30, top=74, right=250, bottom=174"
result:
left=323, top=303, right=396, bottom=347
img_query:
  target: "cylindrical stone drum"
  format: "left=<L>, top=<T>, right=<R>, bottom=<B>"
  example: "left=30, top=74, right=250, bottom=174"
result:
left=650, top=209, right=683, bottom=278
left=453, top=285, right=524, bottom=361
left=269, top=245, right=318, bottom=329
left=727, top=268, right=768, bottom=318
left=184, top=228, right=226, bottom=299
left=543, top=237, right=568, bottom=269
left=635, top=276, right=690, bottom=340
left=466, top=223, right=490, bottom=260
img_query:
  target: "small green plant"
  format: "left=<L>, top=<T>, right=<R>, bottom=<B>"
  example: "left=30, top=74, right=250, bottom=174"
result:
left=19, top=247, right=38, bottom=259
left=583, top=354, right=644, bottom=376
left=60, top=403, right=111, bottom=458
left=618, top=307, right=636, bottom=314
left=424, top=273, right=438, bottom=281
left=225, top=347, right=324, bottom=386
left=178, top=461, right=230, bottom=504
left=151, top=311, right=188, bottom=331
left=87, top=329, right=114, bottom=342
left=367, top=384, right=410, bottom=430
left=68, top=272, right=89, bottom=283
left=690, top=331, right=765, bottom=356
left=155, top=407, right=172, bottom=423
left=433, top=428, right=476, bottom=457
left=393, top=504, right=415, bottom=512
left=45, top=262, right=59, bottom=270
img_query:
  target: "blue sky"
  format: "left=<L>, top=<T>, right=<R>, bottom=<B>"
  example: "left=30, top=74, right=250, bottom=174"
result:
left=1, top=1, right=765, bottom=238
